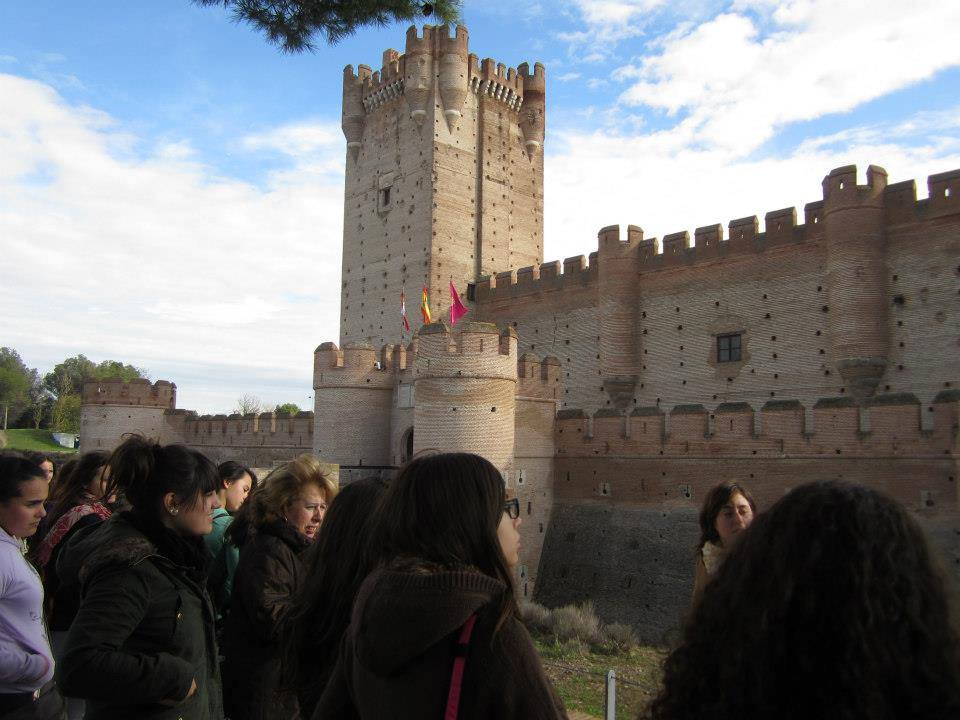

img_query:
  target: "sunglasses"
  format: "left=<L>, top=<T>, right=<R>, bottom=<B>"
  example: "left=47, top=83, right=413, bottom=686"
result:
left=503, top=497, right=520, bottom=520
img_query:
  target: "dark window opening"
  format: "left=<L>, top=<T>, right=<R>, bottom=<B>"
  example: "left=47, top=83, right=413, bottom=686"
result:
left=717, top=333, right=742, bottom=363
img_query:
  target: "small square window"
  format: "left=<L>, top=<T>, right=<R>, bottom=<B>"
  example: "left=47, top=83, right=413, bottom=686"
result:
left=717, top=333, right=742, bottom=363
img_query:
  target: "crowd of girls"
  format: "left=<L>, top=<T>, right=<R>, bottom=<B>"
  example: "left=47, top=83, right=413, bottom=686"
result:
left=2, top=440, right=959, bottom=720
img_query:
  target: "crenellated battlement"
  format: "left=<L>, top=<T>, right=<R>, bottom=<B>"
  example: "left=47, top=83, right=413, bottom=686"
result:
left=476, top=165, right=960, bottom=309
left=313, top=341, right=396, bottom=389
left=517, top=353, right=561, bottom=400
left=81, top=378, right=176, bottom=409
left=556, top=393, right=959, bottom=457
left=181, top=411, right=314, bottom=440
left=476, top=252, right=598, bottom=304
left=468, top=55, right=525, bottom=110
left=415, top=320, right=517, bottom=359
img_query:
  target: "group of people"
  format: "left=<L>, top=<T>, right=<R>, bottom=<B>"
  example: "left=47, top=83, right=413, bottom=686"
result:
left=1, top=440, right=959, bottom=720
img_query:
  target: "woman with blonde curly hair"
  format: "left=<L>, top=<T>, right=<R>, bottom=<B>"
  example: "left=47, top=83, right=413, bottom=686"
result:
left=220, top=454, right=337, bottom=720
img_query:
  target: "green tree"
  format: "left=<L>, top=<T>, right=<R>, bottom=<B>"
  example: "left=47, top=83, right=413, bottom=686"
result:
left=44, top=355, right=148, bottom=399
left=0, top=348, right=35, bottom=429
left=51, top=394, right=82, bottom=433
left=275, top=402, right=302, bottom=415
left=195, top=0, right=461, bottom=51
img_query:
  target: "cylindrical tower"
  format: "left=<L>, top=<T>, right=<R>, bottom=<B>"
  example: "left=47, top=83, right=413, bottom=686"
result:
left=517, top=62, right=545, bottom=158
left=79, top=379, right=176, bottom=452
left=341, top=64, right=368, bottom=163
left=403, top=25, right=433, bottom=124
left=313, top=342, right=395, bottom=467
left=413, top=321, right=518, bottom=476
left=438, top=25, right=469, bottom=129
left=598, top=224, right=642, bottom=409
left=823, top=164, right=889, bottom=399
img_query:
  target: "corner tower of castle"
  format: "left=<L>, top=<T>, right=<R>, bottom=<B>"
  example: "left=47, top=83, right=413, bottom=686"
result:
left=340, top=25, right=545, bottom=347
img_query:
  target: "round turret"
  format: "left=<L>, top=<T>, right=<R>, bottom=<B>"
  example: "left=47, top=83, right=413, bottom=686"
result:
left=822, top=165, right=889, bottom=398
left=313, top=342, right=396, bottom=467
left=403, top=25, right=434, bottom=124
left=413, top=322, right=518, bottom=475
left=79, top=379, right=176, bottom=452
left=341, top=65, right=367, bottom=162
left=598, top=224, right=643, bottom=408
left=517, top=62, right=545, bottom=158
left=438, top=25, right=469, bottom=129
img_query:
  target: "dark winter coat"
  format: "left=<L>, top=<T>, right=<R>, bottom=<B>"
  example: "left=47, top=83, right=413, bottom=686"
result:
left=313, top=559, right=568, bottom=720
left=221, top=520, right=311, bottom=720
left=55, top=512, right=222, bottom=720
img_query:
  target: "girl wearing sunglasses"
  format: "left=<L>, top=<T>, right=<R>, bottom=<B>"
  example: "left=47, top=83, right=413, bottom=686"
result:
left=313, top=452, right=567, bottom=720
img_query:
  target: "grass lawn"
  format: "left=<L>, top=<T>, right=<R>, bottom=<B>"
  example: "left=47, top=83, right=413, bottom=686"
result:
left=535, top=638, right=667, bottom=719
left=1, top=429, right=76, bottom=453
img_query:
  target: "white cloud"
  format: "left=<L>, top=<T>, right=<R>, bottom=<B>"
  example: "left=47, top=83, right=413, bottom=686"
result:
left=543, top=107, right=960, bottom=265
left=0, top=73, right=344, bottom=413
left=557, top=71, right=582, bottom=82
left=241, top=121, right=342, bottom=157
left=615, top=0, right=960, bottom=154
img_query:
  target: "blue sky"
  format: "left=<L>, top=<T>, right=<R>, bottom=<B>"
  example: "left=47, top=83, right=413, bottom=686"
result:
left=2, top=0, right=959, bottom=413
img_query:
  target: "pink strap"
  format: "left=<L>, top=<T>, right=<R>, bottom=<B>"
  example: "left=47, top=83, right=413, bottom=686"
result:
left=443, top=613, right=478, bottom=720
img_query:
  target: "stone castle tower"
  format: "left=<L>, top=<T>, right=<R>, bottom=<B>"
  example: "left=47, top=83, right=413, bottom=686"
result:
left=339, top=24, right=545, bottom=346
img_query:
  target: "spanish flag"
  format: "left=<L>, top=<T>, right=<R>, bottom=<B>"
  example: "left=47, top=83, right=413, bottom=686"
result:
left=420, top=286, right=432, bottom=324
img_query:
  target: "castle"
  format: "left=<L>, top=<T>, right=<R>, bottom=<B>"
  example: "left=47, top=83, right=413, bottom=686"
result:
left=81, top=25, right=960, bottom=640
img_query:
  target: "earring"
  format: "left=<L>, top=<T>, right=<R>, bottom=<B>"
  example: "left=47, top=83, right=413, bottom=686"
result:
left=170, top=507, right=179, bottom=516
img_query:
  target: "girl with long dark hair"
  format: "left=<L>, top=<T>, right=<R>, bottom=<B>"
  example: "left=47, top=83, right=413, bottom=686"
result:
left=645, top=481, right=960, bottom=720
left=56, top=436, right=223, bottom=719
left=314, top=452, right=567, bottom=720
left=31, top=450, right=110, bottom=720
left=691, top=481, right=755, bottom=605
left=0, top=453, right=62, bottom=719
left=203, top=460, right=256, bottom=617
left=282, top=476, right=387, bottom=718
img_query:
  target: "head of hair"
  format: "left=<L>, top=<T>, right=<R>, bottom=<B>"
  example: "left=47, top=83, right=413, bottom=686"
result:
left=697, top=481, right=756, bottom=550
left=43, top=451, right=109, bottom=530
left=646, top=481, right=960, bottom=720
left=226, top=454, right=336, bottom=547
left=102, top=435, right=218, bottom=519
left=282, top=476, right=388, bottom=701
left=373, top=452, right=517, bottom=630
left=217, top=460, right=258, bottom=492
left=23, top=451, right=54, bottom=470
left=0, top=453, right=46, bottom=503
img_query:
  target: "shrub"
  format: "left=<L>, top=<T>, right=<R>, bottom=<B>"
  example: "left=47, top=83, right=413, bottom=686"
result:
left=551, top=601, right=601, bottom=645
left=520, top=600, right=552, bottom=634
left=600, top=622, right=638, bottom=653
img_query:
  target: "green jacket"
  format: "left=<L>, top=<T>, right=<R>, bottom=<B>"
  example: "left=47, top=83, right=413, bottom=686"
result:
left=56, top=514, right=223, bottom=720
left=203, top=508, right=238, bottom=615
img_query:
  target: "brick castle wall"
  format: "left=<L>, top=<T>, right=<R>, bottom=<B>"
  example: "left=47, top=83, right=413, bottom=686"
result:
left=477, top=167, right=960, bottom=419
left=534, top=394, right=960, bottom=641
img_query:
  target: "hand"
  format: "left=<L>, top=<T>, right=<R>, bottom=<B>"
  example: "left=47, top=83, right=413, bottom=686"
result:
left=160, top=678, right=197, bottom=706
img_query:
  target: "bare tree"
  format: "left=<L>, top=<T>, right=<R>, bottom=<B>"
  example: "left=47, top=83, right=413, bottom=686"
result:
left=234, top=394, right=263, bottom=415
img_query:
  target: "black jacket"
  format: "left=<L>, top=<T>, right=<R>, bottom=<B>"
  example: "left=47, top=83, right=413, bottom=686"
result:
left=314, top=559, right=568, bottom=720
left=221, top=520, right=310, bottom=720
left=56, top=513, right=223, bottom=720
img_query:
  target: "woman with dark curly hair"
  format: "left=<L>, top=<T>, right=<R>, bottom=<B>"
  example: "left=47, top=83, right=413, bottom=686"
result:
left=644, top=481, right=960, bottom=720
left=690, top=482, right=755, bottom=606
